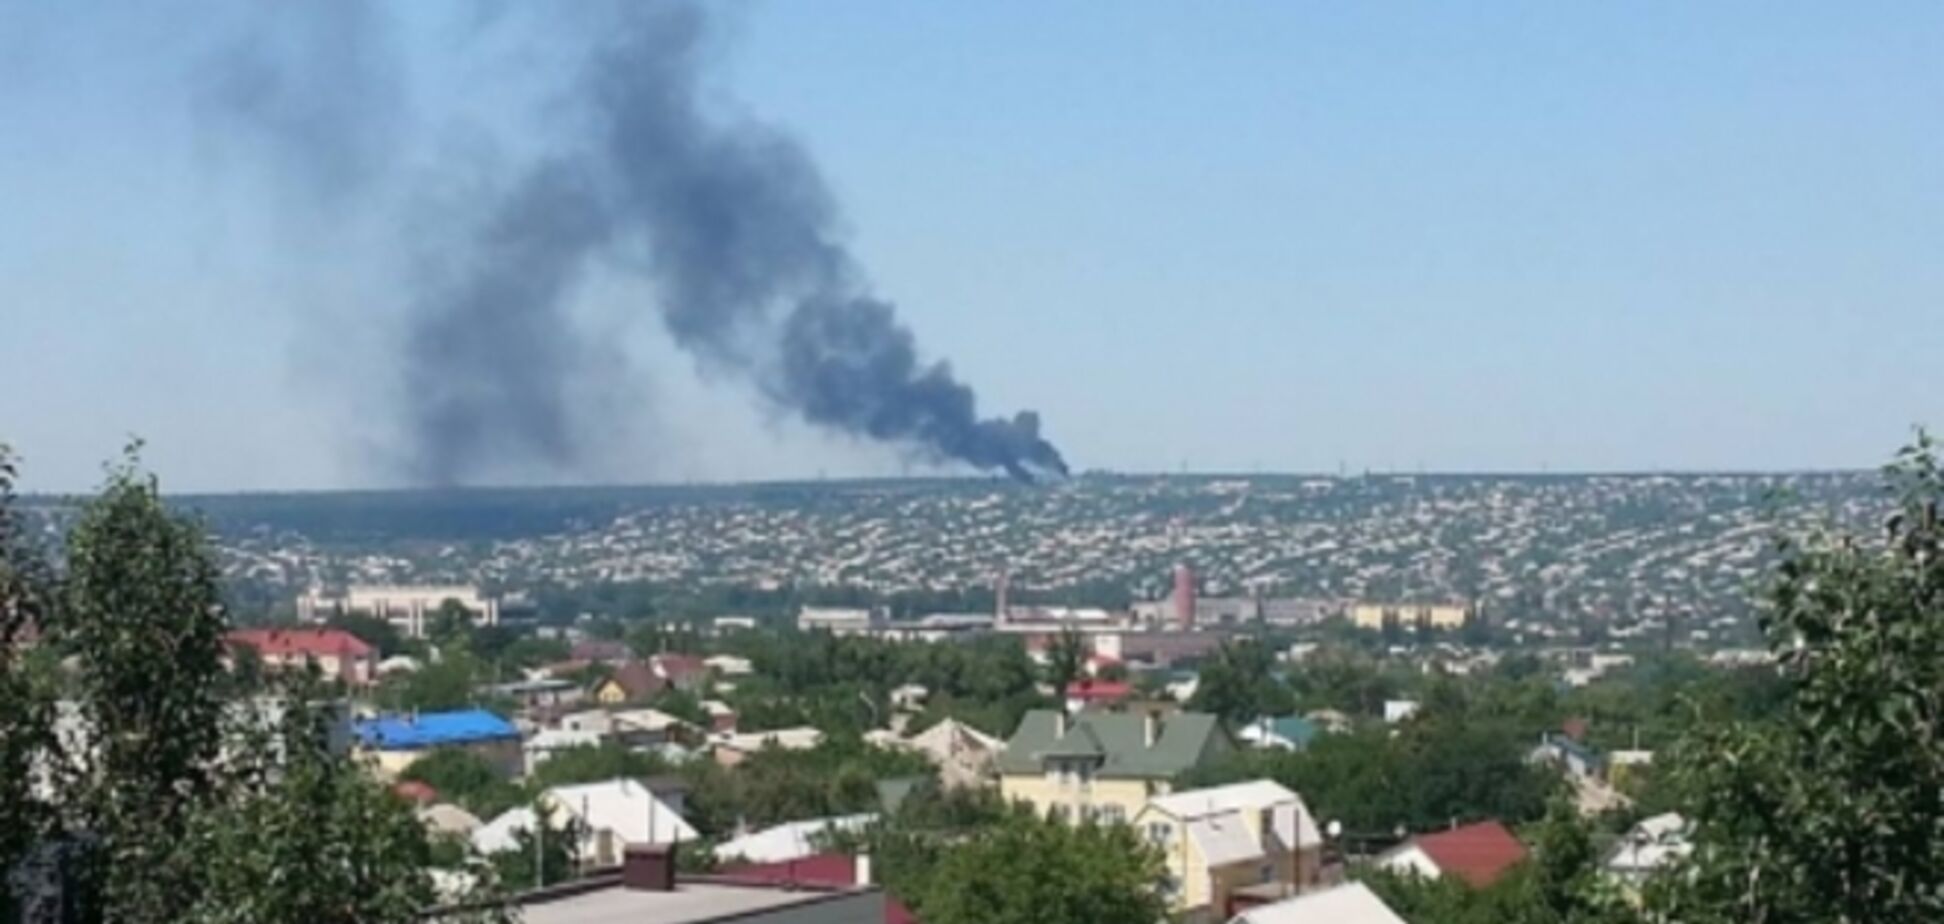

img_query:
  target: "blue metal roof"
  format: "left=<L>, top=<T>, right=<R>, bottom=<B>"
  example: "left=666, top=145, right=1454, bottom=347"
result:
left=354, top=709, right=519, bottom=750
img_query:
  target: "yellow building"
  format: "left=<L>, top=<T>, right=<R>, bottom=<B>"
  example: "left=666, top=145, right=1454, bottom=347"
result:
left=1349, top=602, right=1472, bottom=631
left=1133, top=780, right=1327, bottom=922
left=997, top=710, right=1234, bottom=825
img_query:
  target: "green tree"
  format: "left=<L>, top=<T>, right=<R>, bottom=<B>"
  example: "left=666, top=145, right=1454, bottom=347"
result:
left=400, top=748, right=527, bottom=820
left=1043, top=628, right=1086, bottom=699
left=52, top=446, right=230, bottom=921
left=488, top=800, right=583, bottom=891
left=531, top=743, right=668, bottom=789
left=0, top=444, right=56, bottom=902
left=1650, top=437, right=1944, bottom=922
left=178, top=688, right=455, bottom=924
left=1189, top=639, right=1292, bottom=724
left=916, top=808, right=1165, bottom=924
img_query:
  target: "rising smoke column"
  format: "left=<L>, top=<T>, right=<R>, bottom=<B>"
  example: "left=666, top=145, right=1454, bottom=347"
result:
left=204, top=0, right=1068, bottom=484
left=578, top=3, right=1069, bottom=481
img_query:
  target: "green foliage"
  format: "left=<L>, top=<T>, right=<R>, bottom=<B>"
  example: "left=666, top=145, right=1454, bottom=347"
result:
left=819, top=782, right=1008, bottom=907
left=1184, top=716, right=1558, bottom=836
left=0, top=444, right=56, bottom=889
left=916, top=807, right=1166, bottom=924
left=324, top=610, right=411, bottom=658
left=530, top=742, right=670, bottom=789
left=487, top=799, right=584, bottom=892
left=400, top=747, right=528, bottom=820
left=50, top=446, right=231, bottom=921
left=1650, top=436, right=1944, bottom=922
left=684, top=738, right=934, bottom=836
left=1188, top=638, right=1293, bottom=723
left=1043, top=627, right=1086, bottom=697
left=179, top=695, right=450, bottom=924
left=0, top=447, right=492, bottom=923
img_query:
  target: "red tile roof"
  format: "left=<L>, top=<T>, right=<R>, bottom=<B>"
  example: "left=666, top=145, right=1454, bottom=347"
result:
left=721, top=854, right=917, bottom=924
left=1065, top=679, right=1133, bottom=702
left=227, top=628, right=375, bottom=659
left=1408, top=820, right=1528, bottom=888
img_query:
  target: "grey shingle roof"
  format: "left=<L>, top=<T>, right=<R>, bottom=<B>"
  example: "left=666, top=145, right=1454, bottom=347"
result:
left=997, top=710, right=1230, bottom=780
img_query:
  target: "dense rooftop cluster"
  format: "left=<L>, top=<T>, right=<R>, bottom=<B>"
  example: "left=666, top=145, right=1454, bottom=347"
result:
left=179, top=471, right=1885, bottom=641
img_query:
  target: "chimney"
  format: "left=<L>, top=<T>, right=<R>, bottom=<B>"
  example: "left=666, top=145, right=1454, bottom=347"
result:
left=622, top=844, right=676, bottom=892
left=995, top=569, right=1011, bottom=624
left=1054, top=710, right=1067, bottom=738
left=1144, top=710, right=1161, bottom=748
left=1173, top=564, right=1195, bottom=630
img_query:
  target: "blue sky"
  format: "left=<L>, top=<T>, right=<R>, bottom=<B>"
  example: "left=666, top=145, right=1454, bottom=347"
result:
left=2, top=2, right=1940, bottom=491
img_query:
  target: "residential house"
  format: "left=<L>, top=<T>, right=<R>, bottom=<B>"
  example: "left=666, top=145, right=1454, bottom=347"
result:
left=651, top=653, right=712, bottom=692
left=428, top=846, right=888, bottom=924
left=1378, top=820, right=1528, bottom=888
left=225, top=627, right=379, bottom=686
left=1227, top=882, right=1407, bottom=924
left=1064, top=679, right=1133, bottom=713
left=714, top=814, right=877, bottom=865
left=591, top=661, right=667, bottom=705
left=888, top=683, right=929, bottom=711
left=570, top=639, right=632, bottom=664
left=353, top=709, right=523, bottom=779
left=1382, top=700, right=1420, bottom=724
left=418, top=803, right=483, bottom=840
left=1305, top=709, right=1353, bottom=734
left=487, top=678, right=583, bottom=713
left=1134, top=780, right=1325, bottom=922
left=473, top=778, right=697, bottom=867
left=1604, top=812, right=1691, bottom=893
left=1531, top=732, right=1606, bottom=781
left=1238, top=716, right=1319, bottom=752
left=704, top=654, right=754, bottom=677
left=524, top=728, right=606, bottom=775
left=867, top=717, right=1002, bottom=790
left=997, top=709, right=1235, bottom=825
left=711, top=726, right=824, bottom=768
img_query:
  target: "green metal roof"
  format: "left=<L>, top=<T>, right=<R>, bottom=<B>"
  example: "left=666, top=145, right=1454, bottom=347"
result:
left=998, top=710, right=1230, bottom=780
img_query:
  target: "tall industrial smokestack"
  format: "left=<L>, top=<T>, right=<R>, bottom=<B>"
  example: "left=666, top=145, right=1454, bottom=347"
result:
left=1173, top=564, right=1195, bottom=630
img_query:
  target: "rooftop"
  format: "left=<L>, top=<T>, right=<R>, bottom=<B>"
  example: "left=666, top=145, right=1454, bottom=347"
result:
left=353, top=709, right=518, bottom=750
left=477, top=874, right=883, bottom=924
left=226, top=627, right=375, bottom=658
left=998, top=709, right=1228, bottom=780
left=1404, top=820, right=1529, bottom=888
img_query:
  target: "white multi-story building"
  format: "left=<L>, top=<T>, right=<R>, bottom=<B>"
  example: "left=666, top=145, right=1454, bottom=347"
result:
left=297, top=585, right=499, bottom=639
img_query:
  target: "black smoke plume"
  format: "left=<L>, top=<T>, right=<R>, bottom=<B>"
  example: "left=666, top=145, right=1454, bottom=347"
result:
left=214, top=0, right=1069, bottom=484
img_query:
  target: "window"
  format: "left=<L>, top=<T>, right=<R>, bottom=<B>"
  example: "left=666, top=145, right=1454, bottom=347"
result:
left=1100, top=804, right=1125, bottom=824
left=1147, top=822, right=1172, bottom=845
left=1050, top=804, right=1071, bottom=823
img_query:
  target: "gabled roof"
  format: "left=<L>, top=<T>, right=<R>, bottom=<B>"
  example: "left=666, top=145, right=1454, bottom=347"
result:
left=997, top=710, right=1227, bottom=780
left=600, top=661, right=666, bottom=699
left=355, top=709, right=518, bottom=750
left=1145, top=780, right=1324, bottom=853
left=1231, top=883, right=1406, bottom=924
left=1187, top=813, right=1265, bottom=867
left=713, top=814, right=876, bottom=864
left=228, top=627, right=375, bottom=659
left=1266, top=715, right=1319, bottom=747
left=1403, top=820, right=1528, bottom=887
left=650, top=653, right=710, bottom=680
